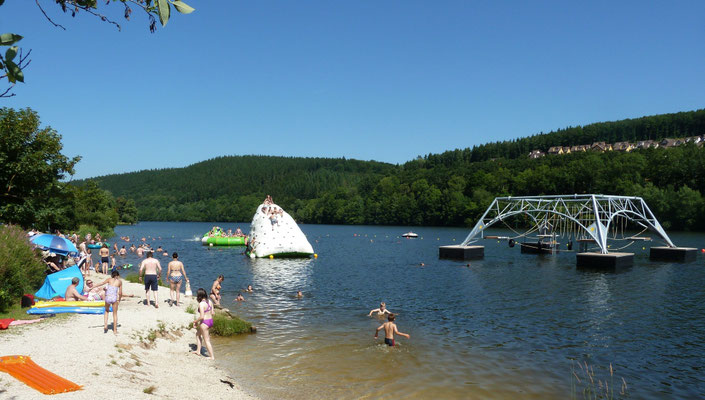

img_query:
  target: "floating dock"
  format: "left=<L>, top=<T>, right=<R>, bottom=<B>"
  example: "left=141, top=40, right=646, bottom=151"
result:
left=576, top=252, right=634, bottom=269
left=438, top=245, right=484, bottom=260
left=649, top=246, right=698, bottom=262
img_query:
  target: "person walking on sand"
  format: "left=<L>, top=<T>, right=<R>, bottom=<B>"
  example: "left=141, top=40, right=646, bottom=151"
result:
left=375, top=313, right=410, bottom=347
left=368, top=302, right=392, bottom=317
left=210, top=275, right=224, bottom=306
left=166, top=252, right=189, bottom=306
left=193, top=288, right=215, bottom=360
left=99, top=244, right=110, bottom=275
left=94, top=270, right=123, bottom=334
left=138, top=251, right=162, bottom=308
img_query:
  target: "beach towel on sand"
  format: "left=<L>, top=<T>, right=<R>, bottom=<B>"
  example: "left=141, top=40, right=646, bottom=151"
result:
left=0, top=355, right=82, bottom=394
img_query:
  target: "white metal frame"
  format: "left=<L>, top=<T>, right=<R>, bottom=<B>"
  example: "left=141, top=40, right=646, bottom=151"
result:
left=460, top=194, right=675, bottom=254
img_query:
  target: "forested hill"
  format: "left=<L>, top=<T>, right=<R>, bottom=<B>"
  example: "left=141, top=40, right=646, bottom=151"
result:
left=426, top=108, right=705, bottom=163
left=85, top=156, right=397, bottom=222
left=87, top=109, right=705, bottom=230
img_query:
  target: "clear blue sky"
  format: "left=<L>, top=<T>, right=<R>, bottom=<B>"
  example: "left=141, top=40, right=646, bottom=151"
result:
left=3, top=1, right=704, bottom=180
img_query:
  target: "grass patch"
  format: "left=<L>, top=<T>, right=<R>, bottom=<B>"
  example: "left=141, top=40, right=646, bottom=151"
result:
left=211, top=313, right=252, bottom=336
left=571, top=361, right=628, bottom=400
left=185, top=304, right=195, bottom=314
left=143, top=386, right=156, bottom=394
left=0, top=302, right=39, bottom=321
left=124, top=274, right=168, bottom=288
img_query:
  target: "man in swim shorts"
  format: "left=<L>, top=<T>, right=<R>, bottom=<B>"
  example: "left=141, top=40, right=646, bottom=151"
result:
left=138, top=251, right=162, bottom=308
left=375, top=313, right=410, bottom=347
left=99, top=244, right=110, bottom=275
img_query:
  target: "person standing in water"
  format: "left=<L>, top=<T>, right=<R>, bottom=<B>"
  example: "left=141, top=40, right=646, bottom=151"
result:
left=375, top=313, right=410, bottom=347
left=138, top=251, right=162, bottom=308
left=192, top=288, right=215, bottom=360
left=368, top=302, right=392, bottom=317
left=166, top=252, right=189, bottom=306
left=210, top=275, right=224, bottom=306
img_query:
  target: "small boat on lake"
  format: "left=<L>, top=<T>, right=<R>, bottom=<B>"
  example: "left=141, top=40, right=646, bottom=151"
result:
left=402, top=232, right=418, bottom=238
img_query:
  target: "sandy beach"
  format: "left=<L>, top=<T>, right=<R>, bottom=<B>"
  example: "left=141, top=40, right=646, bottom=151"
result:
left=0, top=272, right=255, bottom=400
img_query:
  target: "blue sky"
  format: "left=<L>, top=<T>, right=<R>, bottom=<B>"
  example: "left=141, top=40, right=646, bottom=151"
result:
left=2, top=1, right=704, bottom=180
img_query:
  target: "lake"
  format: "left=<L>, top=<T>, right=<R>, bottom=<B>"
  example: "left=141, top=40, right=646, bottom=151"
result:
left=111, top=222, right=705, bottom=399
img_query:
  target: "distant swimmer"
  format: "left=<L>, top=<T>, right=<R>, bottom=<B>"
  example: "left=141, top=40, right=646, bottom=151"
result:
left=296, top=290, right=303, bottom=298
left=246, top=285, right=253, bottom=293
left=234, top=293, right=245, bottom=302
left=368, top=302, right=391, bottom=317
left=374, top=313, right=410, bottom=347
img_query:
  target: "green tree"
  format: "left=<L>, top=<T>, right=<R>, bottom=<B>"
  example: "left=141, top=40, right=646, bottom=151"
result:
left=0, top=107, right=80, bottom=227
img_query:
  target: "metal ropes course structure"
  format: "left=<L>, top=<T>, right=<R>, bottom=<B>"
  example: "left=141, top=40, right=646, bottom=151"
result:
left=460, top=194, right=675, bottom=254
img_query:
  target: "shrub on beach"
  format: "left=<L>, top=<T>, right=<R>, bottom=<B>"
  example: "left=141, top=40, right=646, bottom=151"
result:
left=212, top=313, right=252, bottom=336
left=0, top=225, right=46, bottom=312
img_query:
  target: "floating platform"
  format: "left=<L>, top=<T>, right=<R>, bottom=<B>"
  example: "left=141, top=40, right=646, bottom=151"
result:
left=649, top=246, right=698, bottom=262
left=439, top=245, right=484, bottom=260
left=576, top=252, right=634, bottom=269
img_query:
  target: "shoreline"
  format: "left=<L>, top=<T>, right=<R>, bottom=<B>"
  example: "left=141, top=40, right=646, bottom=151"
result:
left=0, top=272, right=255, bottom=399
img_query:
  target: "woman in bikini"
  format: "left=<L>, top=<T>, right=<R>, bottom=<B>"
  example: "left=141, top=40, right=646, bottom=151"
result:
left=193, top=288, right=215, bottom=360
left=166, top=252, right=189, bottom=306
left=94, top=270, right=123, bottom=334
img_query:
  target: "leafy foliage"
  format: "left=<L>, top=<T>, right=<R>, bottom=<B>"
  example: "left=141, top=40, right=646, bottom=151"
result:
left=0, top=107, right=121, bottom=235
left=0, top=108, right=80, bottom=228
left=0, top=225, right=46, bottom=312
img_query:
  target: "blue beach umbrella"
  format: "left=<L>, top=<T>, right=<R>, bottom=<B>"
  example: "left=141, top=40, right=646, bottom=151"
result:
left=30, top=234, right=78, bottom=255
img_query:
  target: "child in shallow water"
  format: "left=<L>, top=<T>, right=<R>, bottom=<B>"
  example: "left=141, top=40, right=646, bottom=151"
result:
left=193, top=288, right=215, bottom=360
left=375, top=313, right=410, bottom=347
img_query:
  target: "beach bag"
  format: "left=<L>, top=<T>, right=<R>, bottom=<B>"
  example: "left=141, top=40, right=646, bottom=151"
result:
left=21, top=294, right=35, bottom=308
left=184, top=281, right=192, bottom=297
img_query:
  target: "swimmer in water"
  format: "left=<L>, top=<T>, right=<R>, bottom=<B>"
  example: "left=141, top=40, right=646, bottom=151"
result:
left=296, top=291, right=303, bottom=298
left=234, top=293, right=245, bottom=302
left=246, top=285, right=253, bottom=293
left=374, top=313, right=410, bottom=347
left=368, top=302, right=391, bottom=317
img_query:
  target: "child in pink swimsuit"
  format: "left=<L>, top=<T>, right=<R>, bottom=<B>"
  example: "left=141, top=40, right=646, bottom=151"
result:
left=192, top=288, right=215, bottom=359
left=94, top=270, right=122, bottom=334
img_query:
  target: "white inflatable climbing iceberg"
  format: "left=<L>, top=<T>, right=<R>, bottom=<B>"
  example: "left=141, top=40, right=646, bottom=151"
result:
left=247, top=203, right=314, bottom=258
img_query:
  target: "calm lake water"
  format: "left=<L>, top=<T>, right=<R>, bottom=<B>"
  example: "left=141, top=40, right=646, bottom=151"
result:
left=112, top=222, right=705, bottom=399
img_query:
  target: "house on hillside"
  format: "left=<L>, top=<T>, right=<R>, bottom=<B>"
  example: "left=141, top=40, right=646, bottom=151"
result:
left=660, top=138, right=679, bottom=148
left=562, top=146, right=572, bottom=154
left=528, top=150, right=545, bottom=159
left=685, top=136, right=703, bottom=145
left=591, top=142, right=612, bottom=152
left=548, top=146, right=565, bottom=155
left=613, top=142, right=634, bottom=152
left=570, top=145, right=589, bottom=152
left=636, top=140, right=657, bottom=149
